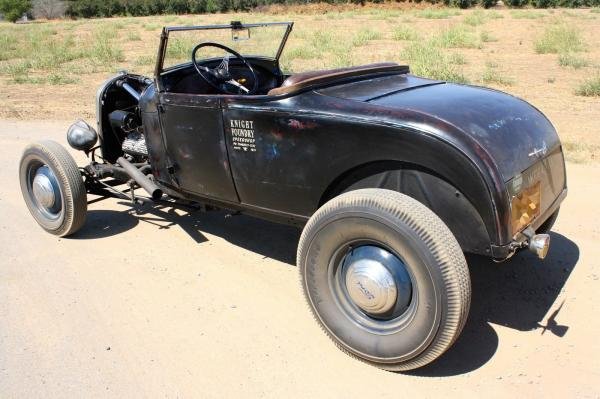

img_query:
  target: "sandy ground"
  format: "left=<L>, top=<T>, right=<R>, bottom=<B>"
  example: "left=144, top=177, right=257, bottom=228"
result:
left=0, top=120, right=599, bottom=398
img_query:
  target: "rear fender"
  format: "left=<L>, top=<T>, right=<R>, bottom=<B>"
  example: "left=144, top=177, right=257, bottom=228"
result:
left=320, top=161, right=492, bottom=256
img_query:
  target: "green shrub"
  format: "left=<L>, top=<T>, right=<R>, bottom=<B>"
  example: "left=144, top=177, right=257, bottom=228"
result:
left=446, top=0, right=477, bottom=8
left=352, top=28, right=382, bottom=46
left=91, top=29, right=124, bottom=66
left=285, top=46, right=318, bottom=60
left=480, top=31, right=497, bottom=42
left=481, top=0, right=497, bottom=8
left=481, top=63, right=514, bottom=85
left=0, top=31, right=17, bottom=60
left=464, top=10, right=486, bottom=25
left=575, top=76, right=600, bottom=96
left=534, top=22, right=586, bottom=53
left=532, top=0, right=558, bottom=7
left=127, top=31, right=142, bottom=41
left=434, top=25, right=481, bottom=48
left=402, top=41, right=469, bottom=83
left=558, top=53, right=589, bottom=68
left=449, top=52, right=467, bottom=64
left=48, top=73, right=79, bottom=85
left=416, top=8, right=461, bottom=19
left=0, top=0, right=31, bottom=22
left=511, top=9, right=544, bottom=18
left=506, top=0, right=530, bottom=6
left=392, top=26, right=419, bottom=41
left=135, top=55, right=155, bottom=66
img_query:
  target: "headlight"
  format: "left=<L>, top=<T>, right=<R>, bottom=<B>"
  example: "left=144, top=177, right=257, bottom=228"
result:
left=510, top=180, right=541, bottom=236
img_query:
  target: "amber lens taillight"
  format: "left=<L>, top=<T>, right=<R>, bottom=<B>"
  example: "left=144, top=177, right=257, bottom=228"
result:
left=511, top=181, right=541, bottom=236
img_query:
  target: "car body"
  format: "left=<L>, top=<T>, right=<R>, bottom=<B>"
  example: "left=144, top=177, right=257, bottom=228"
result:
left=19, top=21, right=567, bottom=371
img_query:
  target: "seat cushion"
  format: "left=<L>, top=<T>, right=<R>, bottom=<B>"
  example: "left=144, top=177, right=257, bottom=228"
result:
left=268, top=62, right=406, bottom=96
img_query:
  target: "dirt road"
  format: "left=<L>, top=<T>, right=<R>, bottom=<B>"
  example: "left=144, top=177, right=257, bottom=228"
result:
left=1, top=120, right=598, bottom=398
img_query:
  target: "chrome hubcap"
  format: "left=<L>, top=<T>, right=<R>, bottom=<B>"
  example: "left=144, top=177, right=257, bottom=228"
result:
left=33, top=172, right=56, bottom=208
left=345, top=258, right=397, bottom=315
left=340, top=245, right=413, bottom=319
left=29, top=165, right=62, bottom=218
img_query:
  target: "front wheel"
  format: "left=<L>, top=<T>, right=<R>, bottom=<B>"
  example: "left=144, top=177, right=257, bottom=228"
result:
left=297, top=189, right=471, bottom=371
left=19, top=140, right=87, bottom=237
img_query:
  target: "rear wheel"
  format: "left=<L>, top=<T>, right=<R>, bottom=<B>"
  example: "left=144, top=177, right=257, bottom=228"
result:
left=19, top=140, right=87, bottom=237
left=297, top=189, right=471, bottom=371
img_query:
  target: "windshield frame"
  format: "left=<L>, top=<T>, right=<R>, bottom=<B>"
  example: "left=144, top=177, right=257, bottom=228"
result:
left=155, top=21, right=293, bottom=84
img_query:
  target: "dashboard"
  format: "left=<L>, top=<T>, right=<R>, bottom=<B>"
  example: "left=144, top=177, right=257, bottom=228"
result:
left=160, top=57, right=284, bottom=95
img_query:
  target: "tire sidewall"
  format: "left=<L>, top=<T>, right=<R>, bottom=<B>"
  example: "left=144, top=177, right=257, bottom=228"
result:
left=301, top=208, right=449, bottom=365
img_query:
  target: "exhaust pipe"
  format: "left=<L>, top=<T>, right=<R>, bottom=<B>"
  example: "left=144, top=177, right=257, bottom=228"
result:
left=522, top=227, right=550, bottom=259
left=116, top=157, right=163, bottom=200
left=529, top=233, right=550, bottom=259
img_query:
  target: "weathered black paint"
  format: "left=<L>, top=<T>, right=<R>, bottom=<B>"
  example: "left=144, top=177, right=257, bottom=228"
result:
left=101, top=54, right=566, bottom=260
left=159, top=93, right=238, bottom=201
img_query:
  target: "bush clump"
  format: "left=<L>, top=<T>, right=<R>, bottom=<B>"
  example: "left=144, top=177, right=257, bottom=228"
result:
left=534, top=22, right=586, bottom=54
left=0, top=0, right=31, bottom=22
left=402, top=41, right=469, bottom=84
left=575, top=76, right=600, bottom=97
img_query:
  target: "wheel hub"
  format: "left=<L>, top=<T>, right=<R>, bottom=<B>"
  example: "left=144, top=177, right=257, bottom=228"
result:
left=31, top=165, right=60, bottom=213
left=345, top=258, right=397, bottom=315
left=342, top=245, right=413, bottom=318
left=33, top=173, right=56, bottom=208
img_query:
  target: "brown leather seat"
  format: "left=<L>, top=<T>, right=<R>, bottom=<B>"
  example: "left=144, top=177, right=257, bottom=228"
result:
left=268, top=62, right=405, bottom=96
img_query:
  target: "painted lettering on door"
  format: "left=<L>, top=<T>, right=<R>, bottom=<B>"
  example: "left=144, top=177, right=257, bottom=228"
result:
left=230, top=119, right=256, bottom=152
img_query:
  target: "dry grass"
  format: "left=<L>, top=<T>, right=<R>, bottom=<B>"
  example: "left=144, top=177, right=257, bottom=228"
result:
left=511, top=10, right=546, bottom=19
left=575, top=76, right=600, bottom=97
left=481, top=61, right=514, bottom=86
left=416, top=8, right=461, bottom=19
left=402, top=41, right=469, bottom=84
left=0, top=7, right=598, bottom=162
left=562, top=141, right=599, bottom=163
left=558, top=53, right=590, bottom=69
left=352, top=28, right=382, bottom=47
left=463, top=10, right=490, bottom=26
left=534, top=21, right=586, bottom=54
left=392, top=26, right=420, bottom=41
left=434, top=25, right=481, bottom=49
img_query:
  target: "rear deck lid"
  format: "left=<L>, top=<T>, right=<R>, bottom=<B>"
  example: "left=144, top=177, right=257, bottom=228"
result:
left=319, top=76, right=562, bottom=181
left=317, top=74, right=443, bottom=102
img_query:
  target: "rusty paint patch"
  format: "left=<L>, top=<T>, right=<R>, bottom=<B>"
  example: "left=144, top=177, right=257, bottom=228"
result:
left=287, top=119, right=317, bottom=130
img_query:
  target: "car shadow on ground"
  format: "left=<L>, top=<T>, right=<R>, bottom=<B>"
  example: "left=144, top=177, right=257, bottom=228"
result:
left=72, top=209, right=140, bottom=239
left=75, top=205, right=301, bottom=264
left=72, top=204, right=579, bottom=376
left=410, top=232, right=579, bottom=377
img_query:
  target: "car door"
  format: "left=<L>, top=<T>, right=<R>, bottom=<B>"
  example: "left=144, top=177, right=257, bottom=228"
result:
left=158, top=93, right=239, bottom=202
left=222, top=98, right=323, bottom=217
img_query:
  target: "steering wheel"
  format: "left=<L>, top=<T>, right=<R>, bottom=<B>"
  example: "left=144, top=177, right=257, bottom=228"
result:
left=192, top=42, right=258, bottom=95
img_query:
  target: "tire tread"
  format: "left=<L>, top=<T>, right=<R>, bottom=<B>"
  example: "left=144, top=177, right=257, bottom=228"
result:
left=297, top=188, right=471, bottom=371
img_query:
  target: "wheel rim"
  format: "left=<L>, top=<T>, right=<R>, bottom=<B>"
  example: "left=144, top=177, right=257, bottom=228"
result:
left=27, top=163, right=63, bottom=221
left=329, top=243, right=416, bottom=334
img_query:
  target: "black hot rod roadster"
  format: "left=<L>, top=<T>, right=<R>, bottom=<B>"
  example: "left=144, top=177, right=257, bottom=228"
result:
left=19, top=21, right=567, bottom=371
